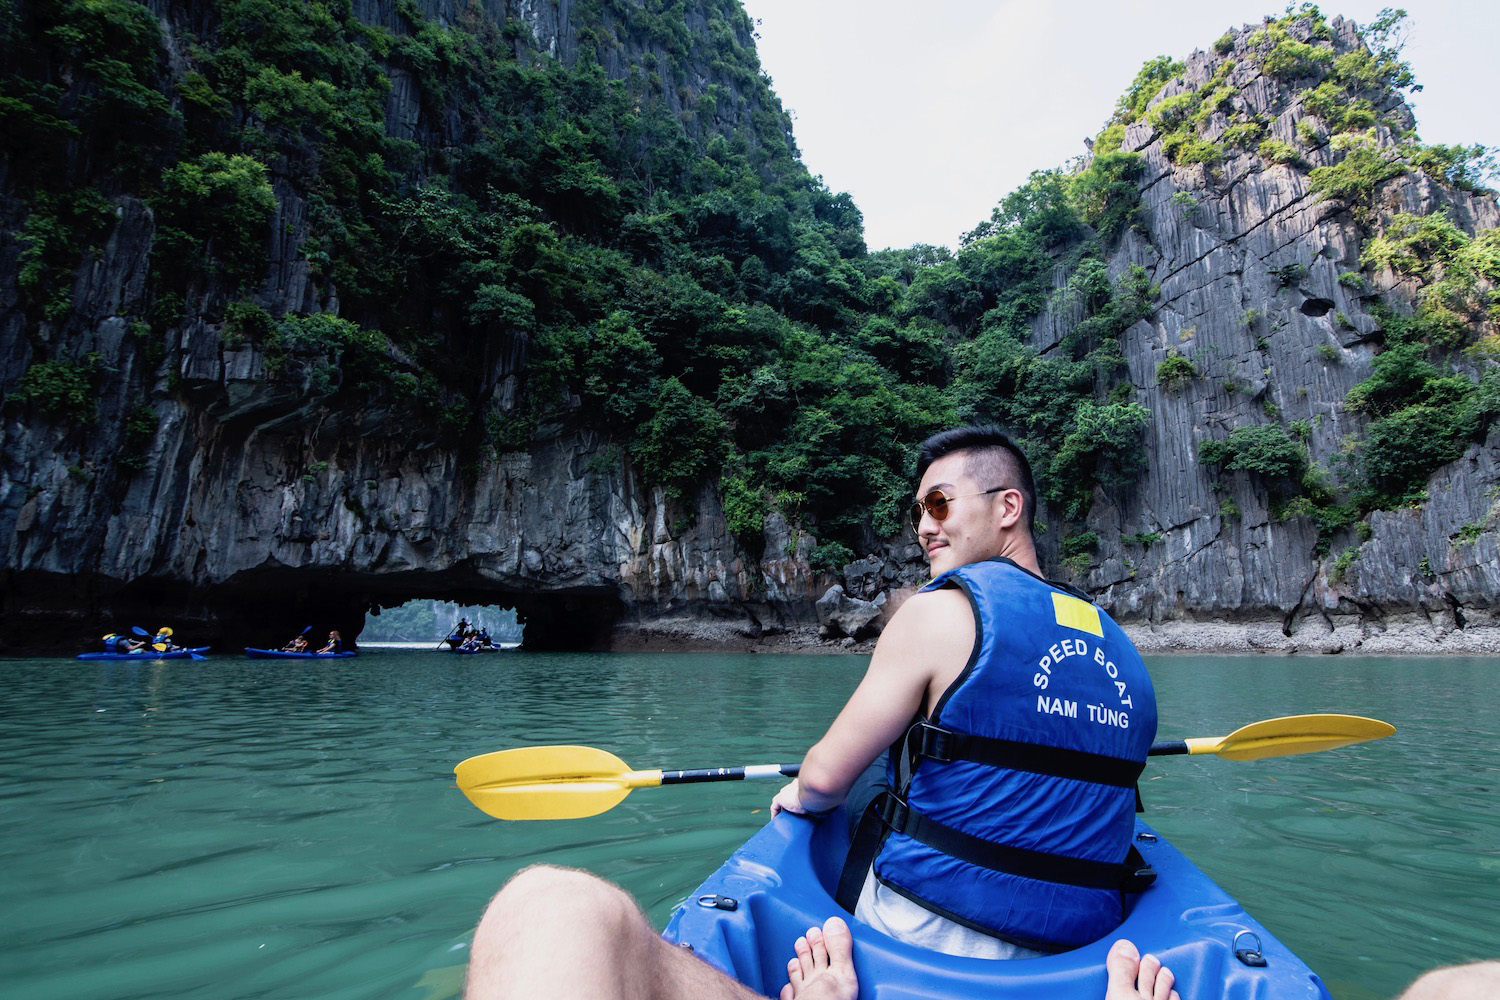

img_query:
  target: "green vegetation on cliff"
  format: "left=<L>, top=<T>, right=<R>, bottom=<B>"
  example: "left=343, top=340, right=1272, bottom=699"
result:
left=1, top=0, right=1163, bottom=556
left=1, top=1, right=1494, bottom=572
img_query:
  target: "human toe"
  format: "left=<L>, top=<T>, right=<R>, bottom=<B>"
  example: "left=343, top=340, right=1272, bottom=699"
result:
left=821, top=916, right=853, bottom=964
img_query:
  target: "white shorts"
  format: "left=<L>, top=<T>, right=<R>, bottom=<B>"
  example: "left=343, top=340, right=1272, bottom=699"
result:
left=854, top=869, right=1051, bottom=960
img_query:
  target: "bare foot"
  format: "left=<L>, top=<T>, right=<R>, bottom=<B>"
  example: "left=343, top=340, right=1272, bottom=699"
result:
left=1105, top=939, right=1180, bottom=1000
left=779, top=916, right=857, bottom=1000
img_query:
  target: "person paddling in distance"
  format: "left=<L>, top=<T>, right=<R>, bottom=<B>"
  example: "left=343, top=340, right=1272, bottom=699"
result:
left=317, top=629, right=344, bottom=654
left=771, top=425, right=1157, bottom=958
left=101, top=633, right=145, bottom=653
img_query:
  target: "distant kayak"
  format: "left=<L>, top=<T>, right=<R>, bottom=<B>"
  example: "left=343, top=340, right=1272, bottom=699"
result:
left=663, top=810, right=1331, bottom=999
left=244, top=648, right=358, bottom=660
left=77, top=647, right=211, bottom=661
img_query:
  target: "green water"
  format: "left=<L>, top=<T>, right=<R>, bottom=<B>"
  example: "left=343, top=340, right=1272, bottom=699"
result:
left=0, top=651, right=1495, bottom=1000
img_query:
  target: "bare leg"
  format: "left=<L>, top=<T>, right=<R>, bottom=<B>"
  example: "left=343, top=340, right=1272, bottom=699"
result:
left=1105, top=939, right=1180, bottom=1000
left=1397, top=961, right=1500, bottom=1000
left=463, top=865, right=762, bottom=1000
left=464, top=865, right=858, bottom=1000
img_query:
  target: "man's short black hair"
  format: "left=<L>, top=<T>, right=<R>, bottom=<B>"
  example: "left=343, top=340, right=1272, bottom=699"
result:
left=916, top=425, right=1037, bottom=536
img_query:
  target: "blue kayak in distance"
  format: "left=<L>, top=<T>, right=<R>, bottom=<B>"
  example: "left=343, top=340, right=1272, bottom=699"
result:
left=662, top=811, right=1331, bottom=1000
left=76, top=647, right=211, bottom=661
left=244, top=647, right=358, bottom=659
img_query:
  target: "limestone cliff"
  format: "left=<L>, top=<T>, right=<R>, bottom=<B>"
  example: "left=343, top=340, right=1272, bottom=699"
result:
left=1, top=6, right=1495, bottom=654
left=1068, top=16, right=1498, bottom=651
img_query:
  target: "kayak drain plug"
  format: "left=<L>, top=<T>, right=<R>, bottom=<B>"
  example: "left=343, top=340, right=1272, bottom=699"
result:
left=698, top=894, right=739, bottom=911
left=1234, top=931, right=1267, bottom=968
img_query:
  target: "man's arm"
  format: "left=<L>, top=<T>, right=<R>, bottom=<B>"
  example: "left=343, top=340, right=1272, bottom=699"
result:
left=773, top=587, right=975, bottom=815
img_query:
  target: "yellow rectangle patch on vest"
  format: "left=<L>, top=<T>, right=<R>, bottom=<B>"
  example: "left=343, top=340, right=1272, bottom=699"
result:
left=1052, top=592, right=1103, bottom=637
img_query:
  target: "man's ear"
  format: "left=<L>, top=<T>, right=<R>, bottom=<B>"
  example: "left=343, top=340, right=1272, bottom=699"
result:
left=994, top=488, right=1026, bottom=530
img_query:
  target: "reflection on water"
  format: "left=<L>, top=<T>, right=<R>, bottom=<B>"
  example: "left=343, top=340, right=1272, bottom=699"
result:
left=0, top=652, right=1495, bottom=999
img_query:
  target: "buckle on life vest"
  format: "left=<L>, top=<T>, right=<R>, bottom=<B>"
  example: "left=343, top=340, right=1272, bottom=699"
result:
left=876, top=792, right=910, bottom=833
left=1123, top=863, right=1157, bottom=893
left=908, top=721, right=954, bottom=763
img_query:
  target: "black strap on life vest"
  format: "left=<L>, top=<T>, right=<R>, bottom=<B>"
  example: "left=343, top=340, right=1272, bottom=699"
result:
left=834, top=720, right=1155, bottom=912
left=834, top=791, right=1156, bottom=911
left=903, top=721, right=1147, bottom=788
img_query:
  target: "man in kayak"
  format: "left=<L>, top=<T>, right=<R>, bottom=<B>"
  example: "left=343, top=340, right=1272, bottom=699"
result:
left=771, top=425, right=1158, bottom=959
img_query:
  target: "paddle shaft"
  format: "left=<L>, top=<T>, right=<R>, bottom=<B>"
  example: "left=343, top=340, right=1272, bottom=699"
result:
left=694, top=745, right=1216, bottom=777
left=1146, top=739, right=1251, bottom=756
left=455, top=715, right=1394, bottom=821
left=660, top=764, right=800, bottom=785
left=659, top=730, right=1371, bottom=781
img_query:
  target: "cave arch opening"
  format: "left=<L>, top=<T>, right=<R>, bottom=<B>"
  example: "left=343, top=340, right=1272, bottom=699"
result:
left=362, top=599, right=524, bottom=646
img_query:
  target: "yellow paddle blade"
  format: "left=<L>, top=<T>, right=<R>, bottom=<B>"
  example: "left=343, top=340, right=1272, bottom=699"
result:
left=157, top=626, right=174, bottom=637
left=152, top=643, right=168, bottom=652
left=454, top=745, right=665, bottom=821
left=1183, top=714, right=1395, bottom=761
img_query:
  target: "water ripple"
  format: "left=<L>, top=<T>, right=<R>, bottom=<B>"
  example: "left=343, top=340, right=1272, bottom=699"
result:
left=1, top=652, right=1495, bottom=999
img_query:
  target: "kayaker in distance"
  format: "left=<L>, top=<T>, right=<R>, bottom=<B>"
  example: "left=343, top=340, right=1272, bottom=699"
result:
left=317, top=630, right=344, bottom=654
left=101, top=633, right=147, bottom=653
left=281, top=635, right=309, bottom=653
left=769, top=425, right=1158, bottom=958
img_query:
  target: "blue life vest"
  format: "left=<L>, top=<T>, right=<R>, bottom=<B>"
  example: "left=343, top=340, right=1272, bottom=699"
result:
left=870, top=558, right=1158, bottom=950
left=103, top=634, right=121, bottom=652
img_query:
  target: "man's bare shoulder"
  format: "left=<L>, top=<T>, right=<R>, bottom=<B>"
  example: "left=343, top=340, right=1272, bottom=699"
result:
left=878, top=586, right=974, bottom=654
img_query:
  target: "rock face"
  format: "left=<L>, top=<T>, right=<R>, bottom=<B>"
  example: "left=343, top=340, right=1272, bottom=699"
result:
left=1, top=10, right=1495, bottom=654
left=1065, top=16, right=1499, bottom=652
left=815, top=584, right=886, bottom=642
left=1, top=0, right=821, bottom=653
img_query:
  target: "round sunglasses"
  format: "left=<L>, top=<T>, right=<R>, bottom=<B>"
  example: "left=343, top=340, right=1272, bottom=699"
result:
left=907, top=486, right=1008, bottom=533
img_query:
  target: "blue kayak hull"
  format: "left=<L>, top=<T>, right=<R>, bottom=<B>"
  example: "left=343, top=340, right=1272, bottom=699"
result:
left=244, top=648, right=358, bottom=659
left=662, top=813, right=1329, bottom=1000
left=76, top=647, right=210, bottom=661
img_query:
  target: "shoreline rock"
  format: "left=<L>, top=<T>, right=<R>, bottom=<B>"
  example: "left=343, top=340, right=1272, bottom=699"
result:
left=607, top=612, right=1499, bottom=657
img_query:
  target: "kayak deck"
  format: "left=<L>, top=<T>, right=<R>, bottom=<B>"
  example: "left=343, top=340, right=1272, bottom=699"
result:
left=77, top=647, right=210, bottom=661
left=662, top=812, right=1329, bottom=1000
left=244, top=648, right=358, bottom=659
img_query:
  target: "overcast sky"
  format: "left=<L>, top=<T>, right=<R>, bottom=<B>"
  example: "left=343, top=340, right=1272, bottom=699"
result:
left=736, top=0, right=1500, bottom=251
